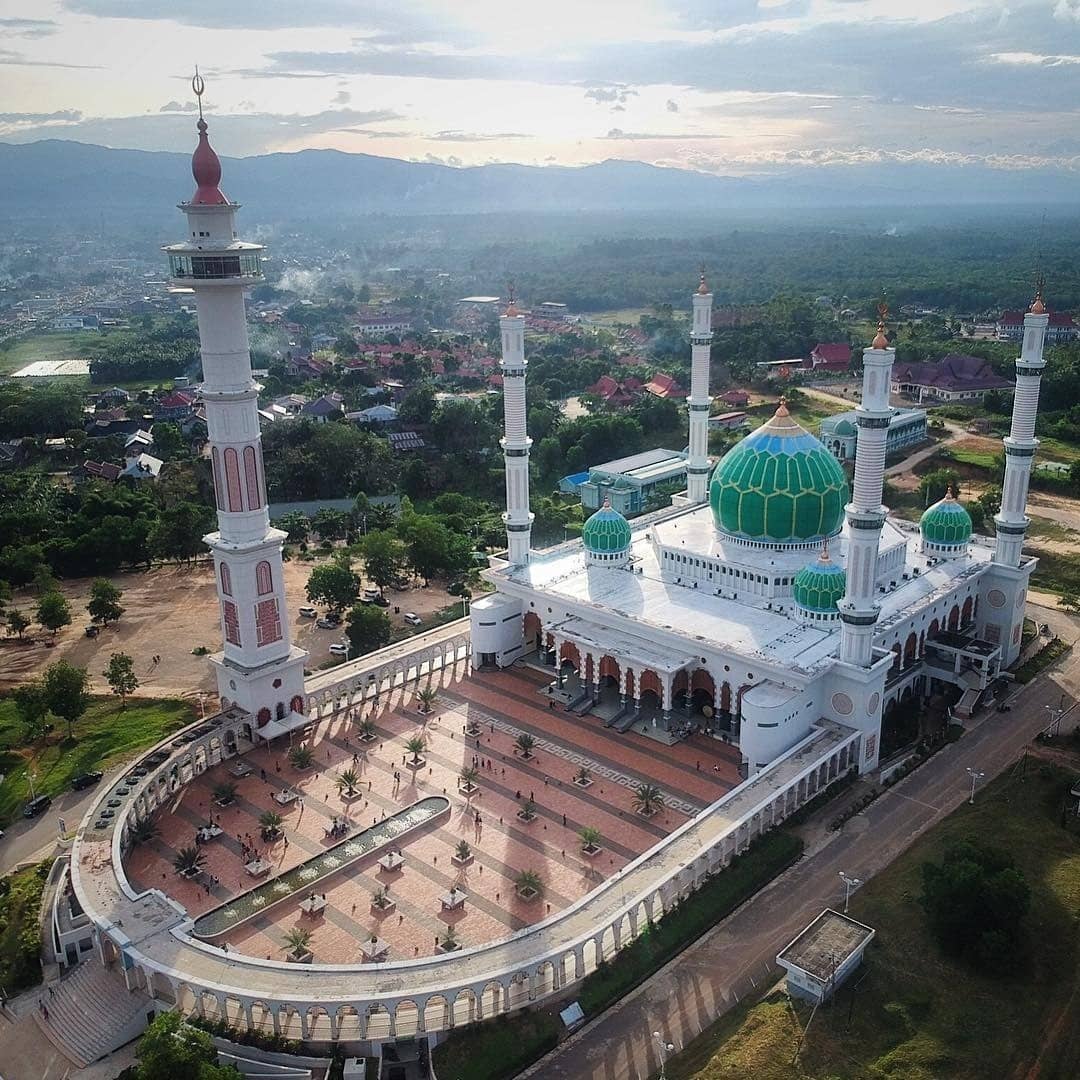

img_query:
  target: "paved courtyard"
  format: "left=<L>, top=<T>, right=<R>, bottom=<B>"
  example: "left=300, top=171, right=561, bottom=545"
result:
left=124, top=664, right=742, bottom=964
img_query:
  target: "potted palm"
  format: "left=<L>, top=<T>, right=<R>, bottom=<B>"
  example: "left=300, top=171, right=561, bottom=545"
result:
left=514, top=733, right=536, bottom=760
left=417, top=686, right=438, bottom=714
left=404, top=736, right=426, bottom=768
left=633, top=782, right=663, bottom=818
left=336, top=768, right=361, bottom=799
left=452, top=839, right=473, bottom=867
left=464, top=716, right=482, bottom=737
left=212, top=781, right=237, bottom=807
left=458, top=766, right=480, bottom=797
left=579, top=826, right=603, bottom=856
left=515, top=869, right=543, bottom=901
left=128, top=817, right=158, bottom=846
left=517, top=797, right=537, bottom=823
left=573, top=766, right=593, bottom=788
left=174, top=845, right=205, bottom=879
left=259, top=810, right=283, bottom=840
left=283, top=926, right=314, bottom=964
left=356, top=717, right=378, bottom=742
left=437, top=923, right=460, bottom=953
left=288, top=744, right=314, bottom=770
left=371, top=885, right=395, bottom=915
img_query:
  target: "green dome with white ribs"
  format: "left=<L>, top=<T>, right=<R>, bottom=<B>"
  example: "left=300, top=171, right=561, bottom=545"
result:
left=582, top=501, right=631, bottom=554
left=920, top=488, right=972, bottom=546
left=709, top=402, right=849, bottom=544
left=793, top=547, right=846, bottom=612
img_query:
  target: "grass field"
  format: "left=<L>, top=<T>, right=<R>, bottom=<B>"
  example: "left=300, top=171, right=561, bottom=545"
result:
left=0, top=695, right=195, bottom=825
left=0, top=331, right=102, bottom=376
left=1030, top=547, right=1080, bottom=597
left=1027, top=517, right=1079, bottom=543
left=669, top=765, right=1080, bottom=1080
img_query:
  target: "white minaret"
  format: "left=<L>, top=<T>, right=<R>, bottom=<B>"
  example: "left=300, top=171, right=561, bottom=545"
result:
left=838, top=304, right=894, bottom=668
left=686, top=270, right=714, bottom=503
left=500, top=287, right=533, bottom=564
left=164, top=77, right=307, bottom=729
left=994, top=287, right=1048, bottom=566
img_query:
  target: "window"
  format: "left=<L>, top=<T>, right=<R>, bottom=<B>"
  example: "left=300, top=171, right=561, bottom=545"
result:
left=256, top=598, right=282, bottom=646
left=223, top=448, right=242, bottom=512
left=211, top=448, right=224, bottom=510
left=255, top=560, right=273, bottom=595
left=223, top=600, right=241, bottom=645
left=243, top=446, right=261, bottom=509
left=219, top=562, right=232, bottom=596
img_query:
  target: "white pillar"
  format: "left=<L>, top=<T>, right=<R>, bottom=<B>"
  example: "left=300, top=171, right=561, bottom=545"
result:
left=839, top=310, right=894, bottom=668
left=500, top=292, right=533, bottom=564
left=687, top=271, right=714, bottom=503
left=994, top=300, right=1048, bottom=567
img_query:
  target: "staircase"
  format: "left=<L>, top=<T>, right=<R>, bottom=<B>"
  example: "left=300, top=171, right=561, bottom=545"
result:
left=34, top=955, right=152, bottom=1067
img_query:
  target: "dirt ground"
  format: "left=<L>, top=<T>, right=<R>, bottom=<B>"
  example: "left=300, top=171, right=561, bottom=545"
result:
left=0, top=557, right=461, bottom=699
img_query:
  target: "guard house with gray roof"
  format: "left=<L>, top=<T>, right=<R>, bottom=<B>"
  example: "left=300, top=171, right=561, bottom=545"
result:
left=776, top=909, right=876, bottom=1003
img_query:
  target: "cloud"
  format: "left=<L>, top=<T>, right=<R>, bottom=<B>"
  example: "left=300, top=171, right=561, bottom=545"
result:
left=0, top=17, right=58, bottom=37
left=605, top=128, right=729, bottom=140
left=427, top=130, right=532, bottom=142
left=666, top=99, right=679, bottom=112
left=584, top=85, right=638, bottom=105
left=0, top=109, right=82, bottom=124
left=0, top=48, right=101, bottom=69
left=333, top=89, right=351, bottom=105
left=989, top=51, right=1080, bottom=66
left=159, top=100, right=197, bottom=113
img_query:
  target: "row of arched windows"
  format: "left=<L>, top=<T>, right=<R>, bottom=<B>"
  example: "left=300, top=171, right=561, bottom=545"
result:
left=219, top=560, right=275, bottom=597
left=211, top=445, right=264, bottom=513
left=219, top=560, right=280, bottom=649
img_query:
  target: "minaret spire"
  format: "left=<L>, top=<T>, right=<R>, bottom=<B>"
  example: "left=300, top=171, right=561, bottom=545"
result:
left=499, top=282, right=533, bottom=564
left=686, top=265, right=713, bottom=503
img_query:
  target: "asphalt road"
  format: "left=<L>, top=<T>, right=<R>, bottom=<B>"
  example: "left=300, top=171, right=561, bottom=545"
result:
left=522, top=606, right=1080, bottom=1080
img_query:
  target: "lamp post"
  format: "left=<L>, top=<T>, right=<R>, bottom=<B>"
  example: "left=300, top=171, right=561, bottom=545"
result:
left=839, top=871, right=862, bottom=913
left=653, top=1031, right=676, bottom=1080
left=26, top=768, right=37, bottom=801
left=198, top=690, right=206, bottom=719
left=1044, top=702, right=1063, bottom=738
left=966, top=767, right=985, bottom=804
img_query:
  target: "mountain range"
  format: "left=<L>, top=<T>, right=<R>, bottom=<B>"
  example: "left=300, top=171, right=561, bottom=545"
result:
left=2, top=139, right=1078, bottom=225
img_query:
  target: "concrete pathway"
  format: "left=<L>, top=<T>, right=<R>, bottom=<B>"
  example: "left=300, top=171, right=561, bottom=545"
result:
left=522, top=612, right=1080, bottom=1080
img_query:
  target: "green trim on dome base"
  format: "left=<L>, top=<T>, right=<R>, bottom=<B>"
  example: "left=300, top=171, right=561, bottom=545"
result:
left=582, top=502, right=631, bottom=555
left=709, top=402, right=849, bottom=544
left=920, top=490, right=972, bottom=546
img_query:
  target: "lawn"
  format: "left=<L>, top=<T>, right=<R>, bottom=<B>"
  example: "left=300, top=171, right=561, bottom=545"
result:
left=0, top=695, right=195, bottom=825
left=669, top=765, right=1080, bottom=1080
left=0, top=859, right=52, bottom=993
left=0, top=331, right=101, bottom=375
left=1029, top=546, right=1080, bottom=597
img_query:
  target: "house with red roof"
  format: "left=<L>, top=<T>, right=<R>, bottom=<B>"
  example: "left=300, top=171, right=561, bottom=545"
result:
left=891, top=353, right=1013, bottom=402
left=644, top=372, right=687, bottom=399
left=586, top=374, right=643, bottom=408
left=997, top=310, right=1077, bottom=344
left=809, top=343, right=852, bottom=371
left=719, top=389, right=750, bottom=408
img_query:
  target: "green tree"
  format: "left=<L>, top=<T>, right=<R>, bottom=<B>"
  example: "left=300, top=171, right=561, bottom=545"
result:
left=36, top=590, right=71, bottom=636
left=918, top=467, right=961, bottom=506
left=359, top=530, right=406, bottom=594
left=336, top=767, right=361, bottom=797
left=311, top=508, right=350, bottom=541
left=151, top=501, right=215, bottom=563
left=400, top=515, right=471, bottom=584
left=151, top=422, right=185, bottom=461
left=633, top=782, right=663, bottom=816
left=275, top=511, right=310, bottom=543
left=398, top=384, right=437, bottom=424
left=306, top=559, right=360, bottom=613
left=6, top=608, right=30, bottom=639
left=404, top=735, right=426, bottom=764
left=42, top=660, right=90, bottom=741
left=13, top=680, right=48, bottom=742
left=346, top=602, right=392, bottom=656
left=104, top=652, right=139, bottom=707
left=919, top=839, right=1031, bottom=972
left=87, top=578, right=124, bottom=625
left=133, top=1010, right=242, bottom=1080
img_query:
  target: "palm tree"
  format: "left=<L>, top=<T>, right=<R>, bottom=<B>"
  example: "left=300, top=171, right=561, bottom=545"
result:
left=259, top=810, right=283, bottom=839
left=288, top=744, right=314, bottom=770
left=574, top=766, right=592, bottom=786
left=514, top=732, right=536, bottom=759
left=417, top=686, right=438, bottom=714
left=372, top=885, right=391, bottom=909
left=458, top=766, right=480, bottom=794
left=282, top=926, right=313, bottom=958
left=579, top=826, right=603, bottom=854
left=128, top=817, right=158, bottom=846
left=515, top=869, right=543, bottom=898
left=441, top=923, right=459, bottom=950
left=633, top=782, right=664, bottom=816
left=212, top=781, right=237, bottom=806
left=404, top=736, right=426, bottom=765
left=454, top=839, right=472, bottom=862
left=356, top=717, right=377, bottom=741
left=519, top=798, right=537, bottom=822
left=336, top=768, right=361, bottom=798
left=173, top=845, right=204, bottom=877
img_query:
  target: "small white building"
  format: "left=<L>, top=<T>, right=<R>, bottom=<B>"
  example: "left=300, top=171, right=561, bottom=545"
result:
left=776, top=909, right=875, bottom=1003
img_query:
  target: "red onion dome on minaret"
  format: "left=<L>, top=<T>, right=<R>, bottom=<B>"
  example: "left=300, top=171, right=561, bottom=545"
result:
left=189, top=71, right=228, bottom=205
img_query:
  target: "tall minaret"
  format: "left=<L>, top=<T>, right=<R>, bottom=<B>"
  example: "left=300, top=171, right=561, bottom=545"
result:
left=164, top=75, right=307, bottom=727
left=837, top=302, right=894, bottom=668
left=686, top=269, right=714, bottom=503
left=994, top=282, right=1048, bottom=567
left=500, top=286, right=533, bottom=564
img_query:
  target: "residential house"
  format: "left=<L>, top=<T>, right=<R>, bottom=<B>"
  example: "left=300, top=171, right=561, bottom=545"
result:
left=154, top=390, right=197, bottom=421
left=808, top=343, right=852, bottom=371
left=643, top=372, right=687, bottom=399
left=708, top=411, right=749, bottom=431
left=348, top=404, right=399, bottom=425
left=586, top=374, right=643, bottom=408
left=120, top=453, right=164, bottom=482
left=95, top=387, right=131, bottom=407
left=719, top=389, right=750, bottom=408
left=891, top=354, right=1013, bottom=402
left=74, top=460, right=123, bottom=482
left=124, top=429, right=155, bottom=456
left=301, top=393, right=345, bottom=423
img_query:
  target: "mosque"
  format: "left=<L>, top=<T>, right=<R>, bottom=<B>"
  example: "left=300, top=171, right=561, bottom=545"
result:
left=472, top=278, right=1049, bottom=776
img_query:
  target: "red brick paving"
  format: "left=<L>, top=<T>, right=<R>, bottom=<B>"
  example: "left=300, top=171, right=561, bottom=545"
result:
left=125, top=665, right=740, bottom=964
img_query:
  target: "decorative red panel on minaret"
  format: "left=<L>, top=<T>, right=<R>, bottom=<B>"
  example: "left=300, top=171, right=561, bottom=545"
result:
left=255, top=599, right=282, bottom=646
left=223, top=600, right=241, bottom=645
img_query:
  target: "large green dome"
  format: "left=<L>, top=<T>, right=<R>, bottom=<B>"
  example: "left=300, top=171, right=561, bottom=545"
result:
left=793, top=548, right=846, bottom=612
left=709, top=403, right=849, bottom=544
left=582, top=502, right=631, bottom=554
left=921, top=489, right=972, bottom=546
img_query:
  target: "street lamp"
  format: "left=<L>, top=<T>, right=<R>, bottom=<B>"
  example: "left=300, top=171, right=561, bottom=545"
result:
left=198, top=690, right=206, bottom=719
left=1045, top=703, right=1063, bottom=738
left=653, top=1031, right=676, bottom=1080
left=966, top=767, right=985, bottom=804
left=839, top=871, right=862, bottom=913
left=26, top=768, right=37, bottom=800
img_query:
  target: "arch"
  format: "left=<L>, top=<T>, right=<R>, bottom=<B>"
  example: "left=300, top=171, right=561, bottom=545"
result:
left=890, top=643, right=902, bottom=672
left=223, top=448, right=243, bottom=512
left=691, top=669, right=715, bottom=697
left=961, top=595, right=973, bottom=626
left=506, top=974, right=530, bottom=1010
left=904, top=632, right=918, bottom=666
left=947, top=604, right=960, bottom=631
left=452, top=987, right=479, bottom=1026
left=276, top=701, right=286, bottom=721
left=929, top=617, right=940, bottom=639
left=720, top=681, right=732, bottom=713
left=256, top=560, right=274, bottom=596
left=256, top=706, right=271, bottom=728
left=222, top=600, right=241, bottom=646
left=290, top=694, right=304, bottom=714
left=672, top=670, right=689, bottom=697
left=243, top=445, right=261, bottom=510
left=394, top=998, right=423, bottom=1037
left=210, top=447, right=224, bottom=511
left=599, top=655, right=620, bottom=681
left=523, top=611, right=542, bottom=647
left=422, top=995, right=450, bottom=1032
left=219, top=562, right=232, bottom=597
left=639, top=669, right=662, bottom=697
left=559, top=641, right=581, bottom=669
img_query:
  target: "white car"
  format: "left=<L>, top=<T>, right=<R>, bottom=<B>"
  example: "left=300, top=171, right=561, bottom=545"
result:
left=403, top=612, right=422, bottom=627
left=329, top=642, right=349, bottom=656
left=298, top=605, right=317, bottom=618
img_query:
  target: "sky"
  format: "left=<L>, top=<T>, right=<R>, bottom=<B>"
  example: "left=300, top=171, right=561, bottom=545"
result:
left=1, top=0, right=1079, bottom=178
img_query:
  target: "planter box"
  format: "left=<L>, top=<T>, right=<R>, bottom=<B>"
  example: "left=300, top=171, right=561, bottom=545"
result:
left=435, top=941, right=461, bottom=954
left=406, top=757, right=427, bottom=770
left=573, top=777, right=593, bottom=789
left=458, top=782, right=479, bottom=797
left=371, top=899, right=396, bottom=916
left=516, top=810, right=537, bottom=823
left=635, top=806, right=660, bottom=818
left=451, top=852, right=474, bottom=867
left=464, top=724, right=481, bottom=737
left=286, top=950, right=313, bottom=964
left=213, top=797, right=234, bottom=808
left=357, top=730, right=378, bottom=742
left=516, top=886, right=540, bottom=902
left=581, top=845, right=602, bottom=857
left=516, top=751, right=535, bottom=761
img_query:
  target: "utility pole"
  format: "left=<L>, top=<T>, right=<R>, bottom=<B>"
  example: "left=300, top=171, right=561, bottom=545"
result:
left=966, top=767, right=985, bottom=804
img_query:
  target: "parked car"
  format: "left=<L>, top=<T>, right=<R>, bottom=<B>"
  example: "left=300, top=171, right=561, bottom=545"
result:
left=329, top=642, right=349, bottom=656
left=403, top=612, right=422, bottom=627
left=360, top=588, right=380, bottom=602
left=298, top=605, right=317, bottom=618
left=23, top=795, right=52, bottom=818
left=84, top=625, right=100, bottom=638
left=316, top=614, right=341, bottom=629
left=71, top=770, right=104, bottom=790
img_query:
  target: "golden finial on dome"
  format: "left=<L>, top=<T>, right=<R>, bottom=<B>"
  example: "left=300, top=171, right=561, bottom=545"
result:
left=1031, top=272, right=1046, bottom=315
left=872, top=294, right=889, bottom=349
left=775, top=395, right=790, bottom=417
left=819, top=537, right=830, bottom=562
left=945, top=484, right=956, bottom=501
left=504, top=280, right=519, bottom=317
left=697, top=265, right=708, bottom=295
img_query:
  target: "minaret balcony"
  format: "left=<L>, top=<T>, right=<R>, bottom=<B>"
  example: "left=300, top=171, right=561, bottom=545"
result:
left=168, top=251, right=262, bottom=283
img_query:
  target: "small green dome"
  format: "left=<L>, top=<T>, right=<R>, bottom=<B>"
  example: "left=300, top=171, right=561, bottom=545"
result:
left=709, top=402, right=849, bottom=544
left=583, top=502, right=631, bottom=554
left=793, top=548, right=847, bottom=612
left=921, top=489, right=972, bottom=546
